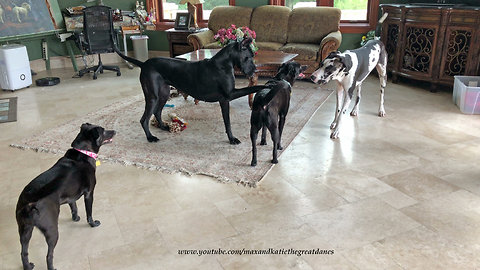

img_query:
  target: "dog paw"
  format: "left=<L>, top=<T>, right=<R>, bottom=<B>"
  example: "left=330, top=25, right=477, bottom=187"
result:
left=251, top=160, right=257, bottom=166
left=26, top=262, right=35, bottom=270
left=330, top=131, right=339, bottom=139
left=260, top=140, right=267, bottom=145
left=271, top=159, right=278, bottom=164
left=159, top=124, right=170, bottom=131
left=72, top=215, right=80, bottom=222
left=378, top=111, right=386, bottom=117
left=88, top=220, right=101, bottom=227
left=350, top=110, right=358, bottom=116
left=277, top=145, right=283, bottom=150
left=229, top=137, right=241, bottom=145
left=330, top=122, right=337, bottom=129
left=147, top=136, right=159, bottom=142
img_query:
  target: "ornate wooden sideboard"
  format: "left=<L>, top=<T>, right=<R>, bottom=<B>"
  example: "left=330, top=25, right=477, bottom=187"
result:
left=380, top=4, right=480, bottom=91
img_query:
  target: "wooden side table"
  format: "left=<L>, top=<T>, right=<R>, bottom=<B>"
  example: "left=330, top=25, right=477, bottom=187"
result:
left=166, top=28, right=207, bottom=58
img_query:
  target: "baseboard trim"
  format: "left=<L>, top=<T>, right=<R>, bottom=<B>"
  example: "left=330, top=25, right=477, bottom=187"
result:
left=30, top=51, right=170, bottom=72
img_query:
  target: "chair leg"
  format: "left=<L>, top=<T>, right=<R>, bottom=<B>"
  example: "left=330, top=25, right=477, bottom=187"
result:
left=100, top=53, right=121, bottom=76
left=76, top=54, right=121, bottom=79
left=102, top=64, right=121, bottom=76
left=92, top=54, right=103, bottom=80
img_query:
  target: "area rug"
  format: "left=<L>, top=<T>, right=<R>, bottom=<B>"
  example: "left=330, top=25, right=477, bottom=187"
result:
left=11, top=80, right=331, bottom=186
left=0, top=97, right=17, bottom=123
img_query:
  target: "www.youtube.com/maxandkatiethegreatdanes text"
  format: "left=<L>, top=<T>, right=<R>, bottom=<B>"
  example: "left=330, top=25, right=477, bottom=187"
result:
left=178, top=248, right=335, bottom=257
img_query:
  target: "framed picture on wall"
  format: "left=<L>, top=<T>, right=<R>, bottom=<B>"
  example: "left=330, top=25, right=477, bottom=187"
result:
left=0, top=0, right=56, bottom=38
left=174, top=12, right=191, bottom=30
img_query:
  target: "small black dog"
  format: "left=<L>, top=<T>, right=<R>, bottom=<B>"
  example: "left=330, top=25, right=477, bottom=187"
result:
left=250, top=62, right=307, bottom=166
left=16, top=123, right=115, bottom=270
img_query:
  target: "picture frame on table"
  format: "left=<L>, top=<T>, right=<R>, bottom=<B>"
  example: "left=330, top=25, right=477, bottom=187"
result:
left=174, top=12, right=191, bottom=30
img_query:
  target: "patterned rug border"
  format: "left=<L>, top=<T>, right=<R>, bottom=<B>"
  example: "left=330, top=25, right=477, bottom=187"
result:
left=9, top=141, right=244, bottom=186
left=10, top=83, right=332, bottom=187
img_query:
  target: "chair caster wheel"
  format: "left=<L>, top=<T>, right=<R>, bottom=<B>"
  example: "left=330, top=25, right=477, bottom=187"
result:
left=117, top=72, right=121, bottom=76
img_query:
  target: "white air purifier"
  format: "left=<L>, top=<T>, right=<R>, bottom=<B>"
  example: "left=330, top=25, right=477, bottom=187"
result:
left=0, top=44, right=32, bottom=91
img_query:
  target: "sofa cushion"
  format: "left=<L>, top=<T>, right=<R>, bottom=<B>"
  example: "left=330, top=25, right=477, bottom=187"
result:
left=250, top=5, right=291, bottom=44
left=256, top=42, right=284, bottom=51
left=280, top=43, right=320, bottom=61
left=204, top=42, right=222, bottom=49
left=287, top=7, right=341, bottom=44
left=208, top=6, right=253, bottom=33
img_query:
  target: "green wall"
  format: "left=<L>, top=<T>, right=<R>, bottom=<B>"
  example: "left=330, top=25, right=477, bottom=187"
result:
left=0, top=0, right=143, bottom=61
left=236, top=0, right=269, bottom=7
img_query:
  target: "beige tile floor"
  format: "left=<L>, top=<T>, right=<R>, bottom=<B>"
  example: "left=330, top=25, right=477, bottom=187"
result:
left=1, top=65, right=479, bottom=270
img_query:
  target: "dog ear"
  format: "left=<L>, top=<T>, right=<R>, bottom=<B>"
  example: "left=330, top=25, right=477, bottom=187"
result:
left=81, top=123, right=90, bottom=130
left=328, top=51, right=342, bottom=58
left=327, top=52, right=338, bottom=59
left=91, top=127, right=104, bottom=147
left=276, top=62, right=288, bottom=74
left=288, top=63, right=297, bottom=74
left=239, top=38, right=253, bottom=50
left=71, top=130, right=87, bottom=149
left=339, top=55, right=353, bottom=75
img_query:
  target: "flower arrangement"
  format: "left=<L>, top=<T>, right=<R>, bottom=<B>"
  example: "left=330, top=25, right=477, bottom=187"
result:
left=214, top=25, right=259, bottom=54
left=361, top=30, right=375, bottom=46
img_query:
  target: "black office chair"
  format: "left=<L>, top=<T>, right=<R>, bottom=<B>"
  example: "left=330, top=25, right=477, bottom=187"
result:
left=78, top=6, right=121, bottom=79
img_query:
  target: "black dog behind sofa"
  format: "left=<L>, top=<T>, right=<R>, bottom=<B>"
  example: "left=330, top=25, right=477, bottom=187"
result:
left=250, top=61, right=307, bottom=166
left=16, top=123, right=115, bottom=270
left=114, top=38, right=265, bottom=144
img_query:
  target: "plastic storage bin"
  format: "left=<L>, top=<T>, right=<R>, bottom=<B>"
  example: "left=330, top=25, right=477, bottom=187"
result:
left=0, top=44, right=32, bottom=91
left=453, top=76, right=480, bottom=114
left=130, top=35, right=149, bottom=62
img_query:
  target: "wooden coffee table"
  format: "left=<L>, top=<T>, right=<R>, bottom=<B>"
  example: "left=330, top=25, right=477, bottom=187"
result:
left=176, top=49, right=298, bottom=107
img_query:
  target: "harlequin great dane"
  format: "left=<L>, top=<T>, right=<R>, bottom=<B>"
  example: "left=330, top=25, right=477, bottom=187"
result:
left=115, top=38, right=264, bottom=144
left=311, top=39, right=387, bottom=139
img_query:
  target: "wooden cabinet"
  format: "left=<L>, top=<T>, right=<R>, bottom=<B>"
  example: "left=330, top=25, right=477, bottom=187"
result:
left=166, top=28, right=207, bottom=58
left=380, top=4, right=480, bottom=90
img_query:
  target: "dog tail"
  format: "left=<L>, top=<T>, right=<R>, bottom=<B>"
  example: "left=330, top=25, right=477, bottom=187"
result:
left=253, top=81, right=290, bottom=110
left=374, top=12, right=388, bottom=39
left=261, top=84, right=284, bottom=107
left=229, top=85, right=266, bottom=101
left=16, top=202, right=39, bottom=223
left=113, top=45, right=145, bottom=68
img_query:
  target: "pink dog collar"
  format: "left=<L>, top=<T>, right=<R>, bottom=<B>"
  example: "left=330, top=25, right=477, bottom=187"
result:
left=74, top=148, right=98, bottom=160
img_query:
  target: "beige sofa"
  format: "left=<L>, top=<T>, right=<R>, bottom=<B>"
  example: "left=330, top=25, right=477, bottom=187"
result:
left=187, top=5, right=342, bottom=75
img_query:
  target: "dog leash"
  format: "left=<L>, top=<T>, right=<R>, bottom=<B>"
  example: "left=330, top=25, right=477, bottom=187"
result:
left=74, top=148, right=101, bottom=166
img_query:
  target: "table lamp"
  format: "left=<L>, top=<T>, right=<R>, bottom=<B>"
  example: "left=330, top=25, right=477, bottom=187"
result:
left=179, top=0, right=204, bottom=29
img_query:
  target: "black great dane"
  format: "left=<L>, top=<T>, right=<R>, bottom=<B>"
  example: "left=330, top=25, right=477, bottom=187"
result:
left=115, top=38, right=264, bottom=144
